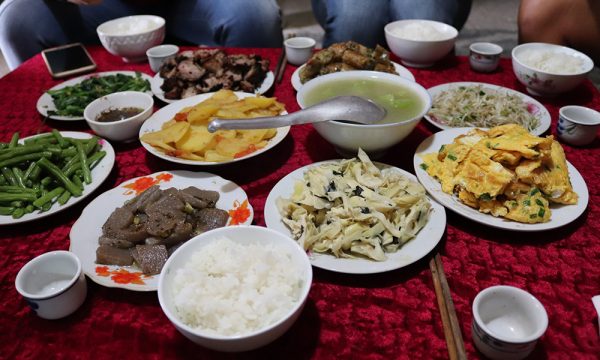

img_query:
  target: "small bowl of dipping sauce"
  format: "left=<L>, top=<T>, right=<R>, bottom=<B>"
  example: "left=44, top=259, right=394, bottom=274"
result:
left=15, top=250, right=87, bottom=320
left=84, top=91, right=153, bottom=142
left=472, top=285, right=548, bottom=360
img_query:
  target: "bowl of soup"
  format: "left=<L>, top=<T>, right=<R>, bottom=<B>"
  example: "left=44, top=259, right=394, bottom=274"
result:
left=297, top=71, right=431, bottom=157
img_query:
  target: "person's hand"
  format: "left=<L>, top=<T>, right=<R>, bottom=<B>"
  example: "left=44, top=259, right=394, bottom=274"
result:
left=66, top=0, right=103, bottom=5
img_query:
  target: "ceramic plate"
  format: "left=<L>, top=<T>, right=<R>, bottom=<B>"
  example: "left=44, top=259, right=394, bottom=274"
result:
left=0, top=131, right=115, bottom=225
left=264, top=161, right=446, bottom=274
left=291, top=62, right=415, bottom=91
left=36, top=71, right=153, bottom=121
left=69, top=170, right=254, bottom=291
left=139, top=91, right=290, bottom=166
left=413, top=128, right=589, bottom=231
left=425, top=82, right=551, bottom=136
left=151, top=71, right=275, bottom=104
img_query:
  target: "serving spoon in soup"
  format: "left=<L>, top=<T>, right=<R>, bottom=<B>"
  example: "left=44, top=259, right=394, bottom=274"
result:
left=207, top=96, right=386, bottom=132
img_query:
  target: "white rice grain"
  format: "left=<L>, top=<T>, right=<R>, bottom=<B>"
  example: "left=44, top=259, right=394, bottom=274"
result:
left=171, top=237, right=304, bottom=336
left=520, top=49, right=584, bottom=74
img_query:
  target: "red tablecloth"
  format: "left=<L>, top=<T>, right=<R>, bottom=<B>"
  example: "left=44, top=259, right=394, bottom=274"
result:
left=1, top=46, right=599, bottom=359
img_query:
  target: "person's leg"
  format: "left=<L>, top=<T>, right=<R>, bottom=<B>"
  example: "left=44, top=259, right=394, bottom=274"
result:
left=166, top=0, right=282, bottom=47
left=311, top=0, right=390, bottom=48
left=0, top=0, right=138, bottom=70
left=519, top=0, right=600, bottom=63
left=389, top=0, right=472, bottom=30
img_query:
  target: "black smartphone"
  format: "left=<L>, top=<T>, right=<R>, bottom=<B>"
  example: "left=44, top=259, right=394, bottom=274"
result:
left=41, top=43, right=97, bottom=79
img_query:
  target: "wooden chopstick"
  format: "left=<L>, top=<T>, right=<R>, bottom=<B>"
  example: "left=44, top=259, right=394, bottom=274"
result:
left=430, top=252, right=467, bottom=360
left=275, top=48, right=287, bottom=84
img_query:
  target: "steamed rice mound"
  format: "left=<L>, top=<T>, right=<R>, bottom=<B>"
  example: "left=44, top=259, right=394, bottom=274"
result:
left=171, top=237, right=305, bottom=336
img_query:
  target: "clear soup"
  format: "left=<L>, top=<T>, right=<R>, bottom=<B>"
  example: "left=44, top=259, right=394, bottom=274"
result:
left=303, top=78, right=424, bottom=124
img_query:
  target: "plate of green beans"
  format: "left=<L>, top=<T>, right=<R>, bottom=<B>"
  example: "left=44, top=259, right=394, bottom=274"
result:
left=0, top=130, right=115, bottom=224
left=36, top=71, right=152, bottom=121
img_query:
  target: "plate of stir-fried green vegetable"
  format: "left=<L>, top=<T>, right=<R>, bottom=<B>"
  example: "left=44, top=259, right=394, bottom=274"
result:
left=36, top=71, right=152, bottom=121
left=0, top=131, right=115, bottom=224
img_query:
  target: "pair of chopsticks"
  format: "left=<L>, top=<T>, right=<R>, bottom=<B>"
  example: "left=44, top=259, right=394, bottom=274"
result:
left=429, top=252, right=467, bottom=360
left=274, top=47, right=287, bottom=83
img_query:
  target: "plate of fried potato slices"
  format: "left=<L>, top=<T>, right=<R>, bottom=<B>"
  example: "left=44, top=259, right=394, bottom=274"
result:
left=413, top=125, right=588, bottom=231
left=138, top=89, right=289, bottom=165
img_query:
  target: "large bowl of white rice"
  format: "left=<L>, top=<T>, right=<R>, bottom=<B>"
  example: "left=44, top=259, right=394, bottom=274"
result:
left=97, top=15, right=165, bottom=63
left=512, top=42, right=594, bottom=96
left=157, top=225, right=312, bottom=352
left=384, top=19, right=458, bottom=68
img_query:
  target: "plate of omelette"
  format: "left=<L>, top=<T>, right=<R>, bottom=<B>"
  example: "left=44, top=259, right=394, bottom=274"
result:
left=413, top=125, right=588, bottom=231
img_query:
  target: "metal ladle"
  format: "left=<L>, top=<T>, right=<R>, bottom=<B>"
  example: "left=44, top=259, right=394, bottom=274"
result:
left=207, top=96, right=386, bottom=133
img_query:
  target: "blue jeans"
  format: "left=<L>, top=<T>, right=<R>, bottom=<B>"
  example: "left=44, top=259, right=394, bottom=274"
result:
left=312, top=0, right=472, bottom=47
left=0, top=0, right=282, bottom=70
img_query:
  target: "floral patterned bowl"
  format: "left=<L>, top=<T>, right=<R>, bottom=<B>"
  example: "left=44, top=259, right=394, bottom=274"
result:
left=511, top=42, right=594, bottom=96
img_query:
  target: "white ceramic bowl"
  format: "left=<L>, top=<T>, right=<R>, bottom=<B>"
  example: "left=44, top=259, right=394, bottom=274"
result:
left=97, top=15, right=165, bottom=63
left=472, top=285, right=548, bottom=360
left=296, top=70, right=431, bottom=157
left=15, top=251, right=87, bottom=320
left=512, top=42, right=594, bottom=96
left=384, top=19, right=458, bottom=68
left=84, top=91, right=154, bottom=142
left=158, top=225, right=312, bottom=352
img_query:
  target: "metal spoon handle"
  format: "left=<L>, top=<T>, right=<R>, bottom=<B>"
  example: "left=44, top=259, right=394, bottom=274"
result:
left=208, top=111, right=315, bottom=132
left=207, top=96, right=386, bottom=132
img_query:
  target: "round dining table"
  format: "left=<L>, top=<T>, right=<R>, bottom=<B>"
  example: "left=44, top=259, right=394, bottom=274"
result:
left=0, top=46, right=598, bottom=359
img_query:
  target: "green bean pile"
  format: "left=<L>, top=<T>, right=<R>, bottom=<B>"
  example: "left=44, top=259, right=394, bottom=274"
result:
left=0, top=130, right=106, bottom=219
left=47, top=72, right=150, bottom=117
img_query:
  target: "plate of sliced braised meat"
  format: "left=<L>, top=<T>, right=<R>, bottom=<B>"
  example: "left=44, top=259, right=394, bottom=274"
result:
left=151, top=48, right=274, bottom=103
left=69, top=170, right=253, bottom=291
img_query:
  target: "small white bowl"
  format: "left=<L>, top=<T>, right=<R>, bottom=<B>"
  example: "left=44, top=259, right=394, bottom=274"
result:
left=158, top=225, right=312, bottom=352
left=384, top=19, right=458, bottom=68
left=84, top=91, right=154, bottom=142
left=97, top=15, right=165, bottom=63
left=557, top=105, right=600, bottom=146
left=469, top=42, right=503, bottom=73
left=472, top=285, right=548, bottom=360
left=512, top=42, right=594, bottom=96
left=284, top=37, right=316, bottom=66
left=297, top=70, right=431, bottom=157
left=15, top=251, right=87, bottom=320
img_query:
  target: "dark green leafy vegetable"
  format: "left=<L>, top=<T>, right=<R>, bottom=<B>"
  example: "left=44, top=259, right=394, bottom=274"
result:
left=47, top=72, right=150, bottom=117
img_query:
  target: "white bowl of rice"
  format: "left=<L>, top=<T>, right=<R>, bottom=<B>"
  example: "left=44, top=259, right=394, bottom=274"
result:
left=512, top=42, right=594, bottom=96
left=384, top=19, right=458, bottom=68
left=157, top=225, right=312, bottom=352
left=97, top=15, right=165, bottom=63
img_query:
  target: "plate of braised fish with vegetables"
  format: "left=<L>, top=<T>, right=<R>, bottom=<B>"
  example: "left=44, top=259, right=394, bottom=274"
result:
left=69, top=170, right=253, bottom=291
left=424, top=82, right=551, bottom=136
left=291, top=41, right=415, bottom=91
left=264, top=149, right=446, bottom=274
left=139, top=89, right=289, bottom=165
left=414, top=125, right=588, bottom=231
left=36, top=71, right=152, bottom=121
left=0, top=131, right=115, bottom=225
left=150, top=48, right=274, bottom=103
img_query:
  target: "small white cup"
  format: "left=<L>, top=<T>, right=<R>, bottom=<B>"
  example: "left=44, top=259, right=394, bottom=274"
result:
left=557, top=105, right=600, bottom=146
left=469, top=42, right=503, bottom=73
left=15, top=251, right=87, bottom=320
left=284, top=37, right=316, bottom=66
left=472, top=285, right=548, bottom=360
left=146, top=44, right=179, bottom=73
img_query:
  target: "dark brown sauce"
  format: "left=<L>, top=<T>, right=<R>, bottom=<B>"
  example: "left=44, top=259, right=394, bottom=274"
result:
left=96, top=107, right=143, bottom=122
